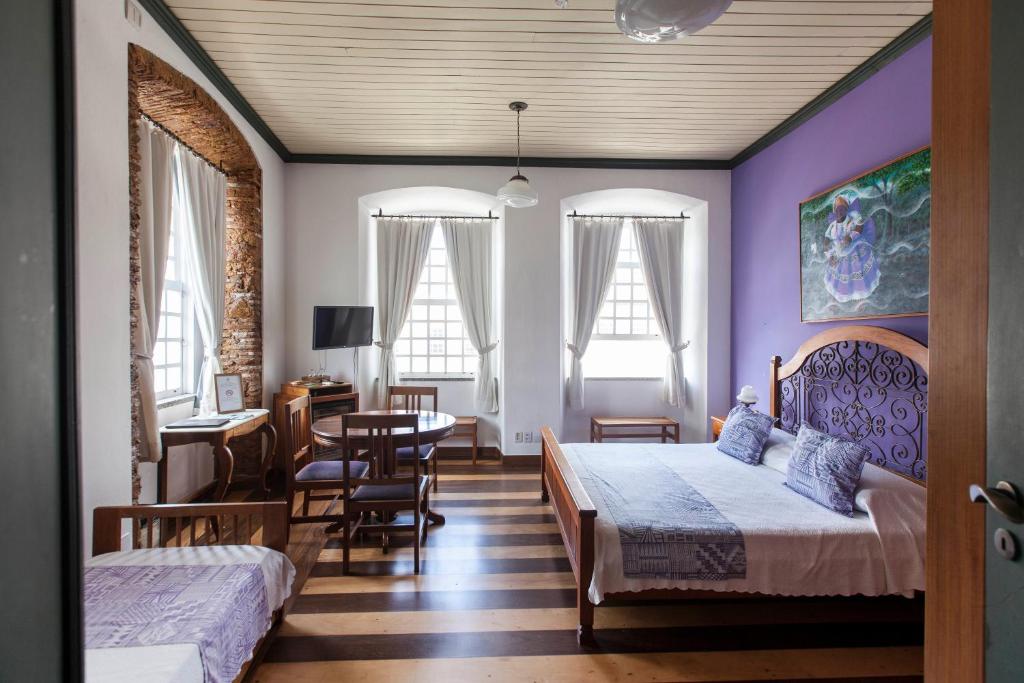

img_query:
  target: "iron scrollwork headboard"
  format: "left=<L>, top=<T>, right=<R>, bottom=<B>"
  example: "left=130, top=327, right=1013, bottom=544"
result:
left=770, top=326, right=929, bottom=483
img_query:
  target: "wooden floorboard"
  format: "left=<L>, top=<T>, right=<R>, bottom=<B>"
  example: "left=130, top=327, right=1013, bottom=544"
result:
left=252, top=464, right=923, bottom=682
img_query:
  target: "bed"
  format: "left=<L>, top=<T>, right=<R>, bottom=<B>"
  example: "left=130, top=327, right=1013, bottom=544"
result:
left=541, top=325, right=929, bottom=643
left=84, top=502, right=295, bottom=683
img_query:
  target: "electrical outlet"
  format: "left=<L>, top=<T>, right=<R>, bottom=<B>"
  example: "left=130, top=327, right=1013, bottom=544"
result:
left=514, top=431, right=524, bottom=443
left=124, top=0, right=143, bottom=28
left=524, top=431, right=534, bottom=443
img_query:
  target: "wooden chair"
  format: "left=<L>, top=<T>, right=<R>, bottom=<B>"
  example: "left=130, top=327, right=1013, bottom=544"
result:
left=387, top=385, right=440, bottom=492
left=338, top=412, right=430, bottom=574
left=280, top=394, right=369, bottom=529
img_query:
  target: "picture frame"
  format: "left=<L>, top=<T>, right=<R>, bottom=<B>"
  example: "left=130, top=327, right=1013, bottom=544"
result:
left=799, top=147, right=931, bottom=323
left=214, top=373, right=245, bottom=414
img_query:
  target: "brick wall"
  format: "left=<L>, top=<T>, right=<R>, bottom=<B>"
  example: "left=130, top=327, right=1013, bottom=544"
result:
left=128, top=45, right=264, bottom=501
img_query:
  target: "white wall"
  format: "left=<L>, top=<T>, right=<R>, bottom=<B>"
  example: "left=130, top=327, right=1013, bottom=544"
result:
left=75, top=0, right=286, bottom=554
left=285, top=164, right=730, bottom=455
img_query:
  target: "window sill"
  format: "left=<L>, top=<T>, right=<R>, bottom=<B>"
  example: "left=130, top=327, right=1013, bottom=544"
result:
left=585, top=376, right=662, bottom=381
left=157, top=393, right=196, bottom=410
left=398, top=375, right=475, bottom=382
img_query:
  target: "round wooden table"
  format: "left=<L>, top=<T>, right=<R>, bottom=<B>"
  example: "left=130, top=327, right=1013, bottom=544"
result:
left=312, top=410, right=456, bottom=525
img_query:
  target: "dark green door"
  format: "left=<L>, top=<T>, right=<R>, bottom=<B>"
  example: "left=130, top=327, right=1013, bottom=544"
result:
left=983, top=2, right=1024, bottom=680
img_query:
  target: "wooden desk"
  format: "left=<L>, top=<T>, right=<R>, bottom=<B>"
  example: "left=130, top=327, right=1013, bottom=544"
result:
left=158, top=409, right=277, bottom=504
left=590, top=416, right=680, bottom=443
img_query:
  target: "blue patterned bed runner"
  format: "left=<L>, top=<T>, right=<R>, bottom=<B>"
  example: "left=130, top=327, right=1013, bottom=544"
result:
left=84, top=563, right=270, bottom=683
left=576, top=448, right=747, bottom=580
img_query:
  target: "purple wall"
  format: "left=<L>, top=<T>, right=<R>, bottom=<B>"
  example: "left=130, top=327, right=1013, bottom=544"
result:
left=730, top=37, right=932, bottom=404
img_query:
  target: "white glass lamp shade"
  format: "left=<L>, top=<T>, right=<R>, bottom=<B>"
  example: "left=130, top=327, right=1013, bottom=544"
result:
left=736, top=384, right=759, bottom=406
left=497, top=174, right=538, bottom=208
left=616, top=0, right=733, bottom=43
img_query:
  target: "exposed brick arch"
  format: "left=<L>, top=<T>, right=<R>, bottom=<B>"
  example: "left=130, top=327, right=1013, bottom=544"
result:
left=128, top=45, right=263, bottom=501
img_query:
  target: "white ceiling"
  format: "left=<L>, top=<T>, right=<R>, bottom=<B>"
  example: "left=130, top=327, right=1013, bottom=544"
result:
left=166, top=0, right=932, bottom=159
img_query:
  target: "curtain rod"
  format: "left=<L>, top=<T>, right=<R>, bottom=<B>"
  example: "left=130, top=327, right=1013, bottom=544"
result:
left=139, top=113, right=225, bottom=175
left=375, top=208, right=499, bottom=220
left=567, top=210, right=689, bottom=220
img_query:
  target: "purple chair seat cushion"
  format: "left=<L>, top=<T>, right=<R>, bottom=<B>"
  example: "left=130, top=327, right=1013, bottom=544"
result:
left=350, top=477, right=429, bottom=502
left=295, top=459, right=369, bottom=482
left=395, top=444, right=436, bottom=462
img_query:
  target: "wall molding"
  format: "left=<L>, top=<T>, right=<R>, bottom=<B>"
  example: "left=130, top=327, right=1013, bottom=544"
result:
left=138, top=0, right=931, bottom=171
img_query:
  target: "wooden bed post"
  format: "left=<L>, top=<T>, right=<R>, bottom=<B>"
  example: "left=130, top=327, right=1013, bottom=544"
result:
left=577, top=514, right=596, bottom=646
left=769, top=355, right=782, bottom=419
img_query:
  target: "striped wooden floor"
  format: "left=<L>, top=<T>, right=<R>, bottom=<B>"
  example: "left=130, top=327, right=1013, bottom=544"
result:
left=252, top=462, right=924, bottom=682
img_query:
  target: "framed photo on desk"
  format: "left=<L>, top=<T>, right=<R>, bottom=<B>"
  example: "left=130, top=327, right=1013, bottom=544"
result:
left=215, top=373, right=245, bottom=413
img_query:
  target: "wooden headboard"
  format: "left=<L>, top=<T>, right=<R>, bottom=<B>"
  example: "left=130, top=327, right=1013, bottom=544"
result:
left=769, top=326, right=929, bottom=483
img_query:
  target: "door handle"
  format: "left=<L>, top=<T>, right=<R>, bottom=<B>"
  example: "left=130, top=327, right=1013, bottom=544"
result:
left=969, top=481, right=1024, bottom=524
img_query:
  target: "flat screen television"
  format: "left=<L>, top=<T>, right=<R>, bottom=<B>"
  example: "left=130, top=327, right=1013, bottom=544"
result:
left=312, top=306, right=374, bottom=350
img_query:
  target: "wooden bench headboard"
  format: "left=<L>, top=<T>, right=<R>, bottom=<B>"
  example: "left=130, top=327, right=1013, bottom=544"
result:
left=92, top=501, right=289, bottom=555
left=769, top=325, right=929, bottom=483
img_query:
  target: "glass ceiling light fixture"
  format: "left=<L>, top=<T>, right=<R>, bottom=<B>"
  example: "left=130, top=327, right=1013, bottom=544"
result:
left=497, top=101, right=538, bottom=208
left=615, top=0, right=733, bottom=43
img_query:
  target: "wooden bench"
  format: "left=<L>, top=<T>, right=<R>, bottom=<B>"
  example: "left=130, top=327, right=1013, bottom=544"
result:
left=590, top=416, right=680, bottom=444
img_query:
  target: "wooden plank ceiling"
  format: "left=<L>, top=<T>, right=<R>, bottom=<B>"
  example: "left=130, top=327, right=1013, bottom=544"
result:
left=166, top=0, right=932, bottom=159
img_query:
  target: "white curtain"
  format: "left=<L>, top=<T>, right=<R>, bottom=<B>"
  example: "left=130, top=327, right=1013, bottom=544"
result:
left=174, top=147, right=227, bottom=415
left=135, top=120, right=176, bottom=462
left=566, top=216, right=624, bottom=409
left=441, top=218, right=499, bottom=413
left=634, top=218, right=689, bottom=406
left=376, top=217, right=435, bottom=407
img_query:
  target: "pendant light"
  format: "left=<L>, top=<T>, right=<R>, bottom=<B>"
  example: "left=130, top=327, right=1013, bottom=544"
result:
left=615, top=0, right=733, bottom=43
left=497, top=101, right=538, bottom=208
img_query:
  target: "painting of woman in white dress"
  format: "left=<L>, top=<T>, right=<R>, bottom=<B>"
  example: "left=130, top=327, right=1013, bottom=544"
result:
left=800, top=147, right=930, bottom=322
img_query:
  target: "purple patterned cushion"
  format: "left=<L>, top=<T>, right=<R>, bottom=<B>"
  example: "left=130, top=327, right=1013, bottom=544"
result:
left=786, top=424, right=870, bottom=516
left=295, top=459, right=368, bottom=482
left=716, top=404, right=775, bottom=464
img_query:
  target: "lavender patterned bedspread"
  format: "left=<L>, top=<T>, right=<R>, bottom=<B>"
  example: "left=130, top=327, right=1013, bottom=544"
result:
left=84, top=563, right=270, bottom=683
left=575, top=449, right=747, bottom=580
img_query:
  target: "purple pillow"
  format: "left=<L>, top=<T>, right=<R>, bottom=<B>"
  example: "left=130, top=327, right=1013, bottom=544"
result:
left=786, top=424, right=870, bottom=516
left=716, top=404, right=775, bottom=464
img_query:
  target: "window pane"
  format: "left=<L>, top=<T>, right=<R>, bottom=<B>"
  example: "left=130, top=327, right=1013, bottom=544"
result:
left=154, top=368, right=166, bottom=393
left=395, top=223, right=477, bottom=376
left=164, top=313, right=181, bottom=339
left=615, top=302, right=630, bottom=318
left=166, top=340, right=181, bottom=365
left=154, top=341, right=166, bottom=367
left=165, top=369, right=182, bottom=393
left=615, top=284, right=630, bottom=300
left=598, top=319, right=614, bottom=335
left=165, top=289, right=181, bottom=314
left=615, top=319, right=630, bottom=335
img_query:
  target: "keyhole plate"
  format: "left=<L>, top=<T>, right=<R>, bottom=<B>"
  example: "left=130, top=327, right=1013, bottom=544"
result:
left=994, top=528, right=1018, bottom=560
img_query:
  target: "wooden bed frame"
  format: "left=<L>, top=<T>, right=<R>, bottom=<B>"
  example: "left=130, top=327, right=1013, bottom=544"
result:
left=91, top=501, right=290, bottom=682
left=541, top=325, right=929, bottom=644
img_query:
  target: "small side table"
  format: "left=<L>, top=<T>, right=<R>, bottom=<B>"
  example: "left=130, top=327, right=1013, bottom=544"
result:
left=590, top=417, right=680, bottom=444
left=158, top=409, right=277, bottom=504
left=450, top=416, right=479, bottom=464
left=711, top=415, right=727, bottom=442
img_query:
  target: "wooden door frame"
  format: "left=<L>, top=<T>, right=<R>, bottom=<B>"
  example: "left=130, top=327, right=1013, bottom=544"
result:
left=926, top=1, right=990, bottom=681
left=0, top=0, right=81, bottom=679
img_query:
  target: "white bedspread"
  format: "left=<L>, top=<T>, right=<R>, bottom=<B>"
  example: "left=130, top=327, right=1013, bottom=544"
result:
left=85, top=545, right=295, bottom=683
left=559, top=442, right=926, bottom=603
